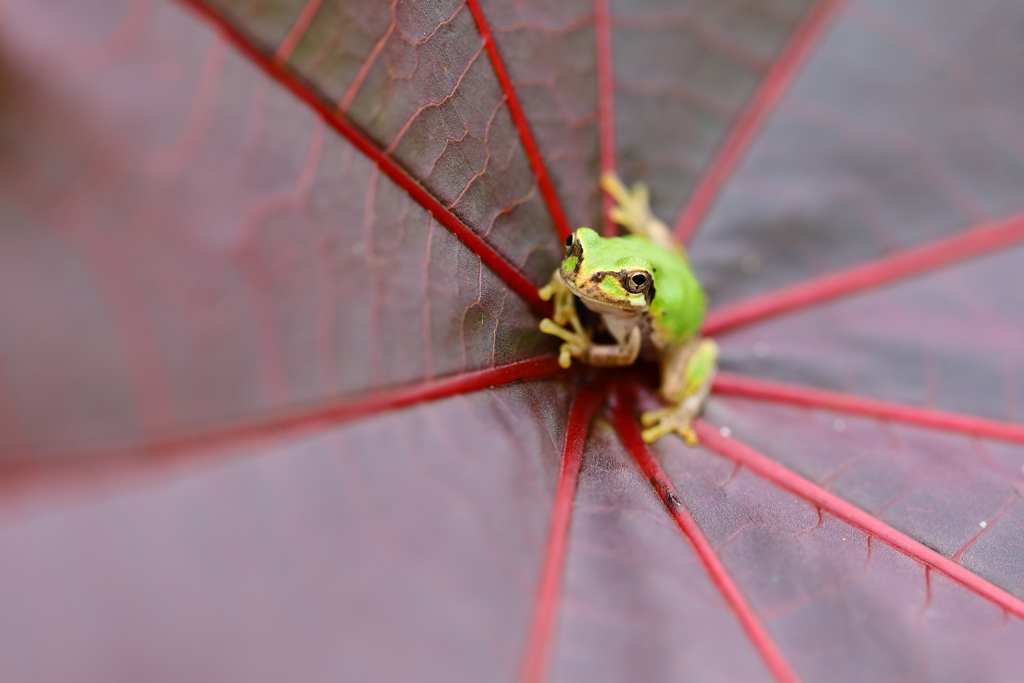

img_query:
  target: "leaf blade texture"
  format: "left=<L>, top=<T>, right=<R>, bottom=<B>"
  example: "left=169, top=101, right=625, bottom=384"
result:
left=1, top=0, right=1024, bottom=681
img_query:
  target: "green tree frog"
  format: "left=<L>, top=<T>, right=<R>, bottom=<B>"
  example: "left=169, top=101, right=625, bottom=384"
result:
left=538, top=173, right=717, bottom=445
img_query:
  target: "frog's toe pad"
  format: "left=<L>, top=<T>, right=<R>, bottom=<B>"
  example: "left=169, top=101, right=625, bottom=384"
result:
left=640, top=405, right=700, bottom=445
left=640, top=407, right=670, bottom=427
left=678, top=426, right=699, bottom=447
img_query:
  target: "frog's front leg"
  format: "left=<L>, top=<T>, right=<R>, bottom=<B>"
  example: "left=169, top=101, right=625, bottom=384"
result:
left=540, top=320, right=641, bottom=369
left=539, top=271, right=587, bottom=367
left=539, top=272, right=641, bottom=369
left=538, top=271, right=580, bottom=330
left=640, top=337, right=718, bottom=444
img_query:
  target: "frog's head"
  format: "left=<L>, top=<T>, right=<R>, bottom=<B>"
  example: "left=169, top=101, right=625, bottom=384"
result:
left=560, top=227, right=654, bottom=312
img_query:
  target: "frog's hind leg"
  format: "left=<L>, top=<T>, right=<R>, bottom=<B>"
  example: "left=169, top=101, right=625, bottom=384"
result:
left=599, top=172, right=684, bottom=258
left=640, top=337, right=718, bottom=444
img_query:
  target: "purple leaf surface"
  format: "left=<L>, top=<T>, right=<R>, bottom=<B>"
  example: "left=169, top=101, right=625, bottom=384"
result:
left=1, top=0, right=1023, bottom=681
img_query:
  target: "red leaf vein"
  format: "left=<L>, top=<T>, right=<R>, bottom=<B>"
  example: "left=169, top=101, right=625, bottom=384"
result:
left=704, top=210, right=1024, bottom=335
left=951, top=492, right=1020, bottom=563
left=594, top=0, right=616, bottom=236
left=6, top=356, right=568, bottom=474
left=672, top=0, right=848, bottom=244
left=150, top=37, right=226, bottom=178
left=273, top=0, right=325, bottom=64
left=467, top=0, right=572, bottom=241
left=338, top=21, right=396, bottom=112
left=614, top=389, right=801, bottom=683
left=519, top=384, right=607, bottom=683
left=695, top=421, right=1024, bottom=621
left=713, top=372, right=1024, bottom=444
left=175, top=0, right=550, bottom=314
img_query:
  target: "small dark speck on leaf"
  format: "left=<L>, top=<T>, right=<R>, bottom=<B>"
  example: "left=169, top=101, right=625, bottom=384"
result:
left=650, top=477, right=681, bottom=507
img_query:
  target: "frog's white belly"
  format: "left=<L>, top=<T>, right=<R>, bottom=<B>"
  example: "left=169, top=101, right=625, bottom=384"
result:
left=578, top=298, right=644, bottom=346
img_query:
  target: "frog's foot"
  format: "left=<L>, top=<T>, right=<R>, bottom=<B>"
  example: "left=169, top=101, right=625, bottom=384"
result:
left=540, top=316, right=642, bottom=369
left=539, top=318, right=591, bottom=369
left=599, top=172, right=681, bottom=257
left=539, top=270, right=596, bottom=367
left=600, top=172, right=658, bottom=237
left=640, top=396, right=702, bottom=445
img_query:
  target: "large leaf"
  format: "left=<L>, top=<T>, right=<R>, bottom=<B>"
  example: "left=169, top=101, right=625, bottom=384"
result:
left=1, top=0, right=1023, bottom=681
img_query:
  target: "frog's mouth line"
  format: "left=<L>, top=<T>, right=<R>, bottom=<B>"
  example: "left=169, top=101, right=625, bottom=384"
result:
left=558, top=269, right=648, bottom=312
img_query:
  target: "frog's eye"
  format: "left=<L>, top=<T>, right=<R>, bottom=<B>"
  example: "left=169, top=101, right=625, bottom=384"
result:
left=565, top=234, right=575, bottom=248
left=625, top=272, right=651, bottom=294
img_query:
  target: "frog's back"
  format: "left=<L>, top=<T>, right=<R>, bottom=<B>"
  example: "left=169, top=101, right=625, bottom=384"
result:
left=615, top=235, right=705, bottom=341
